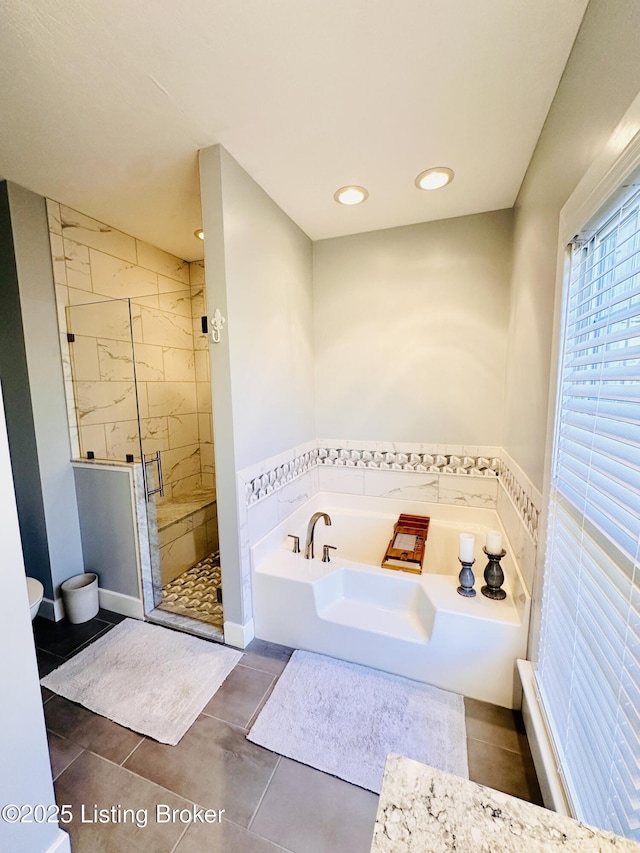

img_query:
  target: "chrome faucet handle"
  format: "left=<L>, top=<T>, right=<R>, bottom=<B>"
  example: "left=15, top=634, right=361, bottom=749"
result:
left=322, top=545, right=337, bottom=563
left=287, top=534, right=300, bottom=554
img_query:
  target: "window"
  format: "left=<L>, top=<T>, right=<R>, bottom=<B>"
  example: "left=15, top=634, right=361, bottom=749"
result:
left=537, top=184, right=640, bottom=840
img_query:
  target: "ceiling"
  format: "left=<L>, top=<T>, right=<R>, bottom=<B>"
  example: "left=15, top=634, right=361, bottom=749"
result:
left=0, top=0, right=588, bottom=261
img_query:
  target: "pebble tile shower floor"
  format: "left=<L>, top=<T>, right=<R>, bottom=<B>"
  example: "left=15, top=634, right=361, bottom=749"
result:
left=159, top=552, right=223, bottom=630
left=34, top=612, right=543, bottom=852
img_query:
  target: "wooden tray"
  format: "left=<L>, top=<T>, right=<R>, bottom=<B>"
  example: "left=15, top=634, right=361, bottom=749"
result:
left=381, top=513, right=430, bottom=574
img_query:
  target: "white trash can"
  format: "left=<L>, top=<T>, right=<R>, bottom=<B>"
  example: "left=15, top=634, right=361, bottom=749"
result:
left=61, top=573, right=99, bottom=624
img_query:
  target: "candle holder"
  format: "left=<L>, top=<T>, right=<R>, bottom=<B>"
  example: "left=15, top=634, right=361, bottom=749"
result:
left=457, top=558, right=476, bottom=597
left=481, top=547, right=507, bottom=600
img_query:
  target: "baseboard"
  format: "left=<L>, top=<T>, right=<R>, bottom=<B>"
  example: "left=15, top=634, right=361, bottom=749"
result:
left=98, top=588, right=144, bottom=619
left=517, top=659, right=573, bottom=816
left=47, top=828, right=71, bottom=852
left=224, top=618, right=255, bottom=649
left=39, top=596, right=65, bottom=621
left=40, top=590, right=142, bottom=621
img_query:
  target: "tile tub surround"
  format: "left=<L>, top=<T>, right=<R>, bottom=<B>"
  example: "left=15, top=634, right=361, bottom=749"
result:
left=371, top=755, right=639, bottom=852
left=241, top=441, right=538, bottom=533
left=46, top=199, right=213, bottom=500
left=496, top=449, right=541, bottom=597
left=235, top=440, right=541, bottom=640
left=38, top=619, right=542, bottom=853
left=499, top=447, right=541, bottom=544
left=244, top=445, right=501, bottom=506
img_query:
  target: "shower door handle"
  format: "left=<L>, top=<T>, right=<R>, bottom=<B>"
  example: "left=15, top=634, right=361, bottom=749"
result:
left=144, top=450, right=165, bottom=499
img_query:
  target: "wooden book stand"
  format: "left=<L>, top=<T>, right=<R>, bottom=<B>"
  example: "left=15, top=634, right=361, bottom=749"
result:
left=381, top=513, right=430, bottom=574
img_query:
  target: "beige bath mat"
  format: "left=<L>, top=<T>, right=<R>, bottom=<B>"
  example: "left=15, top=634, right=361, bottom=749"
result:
left=247, top=650, right=468, bottom=793
left=41, top=618, right=241, bottom=745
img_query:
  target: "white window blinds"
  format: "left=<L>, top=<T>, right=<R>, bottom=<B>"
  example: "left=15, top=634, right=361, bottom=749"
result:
left=537, top=185, right=640, bottom=840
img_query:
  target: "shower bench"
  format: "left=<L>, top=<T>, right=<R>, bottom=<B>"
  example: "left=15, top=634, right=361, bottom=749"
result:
left=156, top=490, right=218, bottom=586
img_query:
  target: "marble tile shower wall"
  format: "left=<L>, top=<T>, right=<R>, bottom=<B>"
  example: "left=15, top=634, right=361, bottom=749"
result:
left=46, top=201, right=213, bottom=501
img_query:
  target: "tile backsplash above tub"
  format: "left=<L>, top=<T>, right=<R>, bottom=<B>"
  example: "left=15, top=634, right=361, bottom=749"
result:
left=317, top=459, right=497, bottom=509
left=244, top=443, right=501, bottom=508
left=241, top=440, right=541, bottom=591
left=317, top=446, right=500, bottom=476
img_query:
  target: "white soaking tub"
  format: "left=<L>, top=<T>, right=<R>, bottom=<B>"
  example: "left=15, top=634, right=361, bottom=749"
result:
left=251, top=492, right=531, bottom=708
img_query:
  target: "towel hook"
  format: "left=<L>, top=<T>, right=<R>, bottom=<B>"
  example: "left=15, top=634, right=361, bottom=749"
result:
left=210, top=308, right=226, bottom=343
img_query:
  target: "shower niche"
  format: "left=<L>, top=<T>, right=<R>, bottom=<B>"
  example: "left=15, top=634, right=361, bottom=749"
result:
left=63, top=281, right=223, bottom=639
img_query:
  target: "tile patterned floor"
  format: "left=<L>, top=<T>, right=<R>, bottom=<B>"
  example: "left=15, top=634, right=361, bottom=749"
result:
left=34, top=615, right=543, bottom=853
left=158, top=552, right=223, bottom=629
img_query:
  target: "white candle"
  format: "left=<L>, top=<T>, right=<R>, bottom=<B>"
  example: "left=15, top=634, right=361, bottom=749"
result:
left=486, top=529, right=503, bottom=555
left=459, top=533, right=475, bottom=563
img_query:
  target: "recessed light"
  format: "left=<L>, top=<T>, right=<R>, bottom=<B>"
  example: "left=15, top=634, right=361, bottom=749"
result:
left=334, top=185, right=369, bottom=205
left=415, top=167, right=454, bottom=190
left=194, top=228, right=204, bottom=240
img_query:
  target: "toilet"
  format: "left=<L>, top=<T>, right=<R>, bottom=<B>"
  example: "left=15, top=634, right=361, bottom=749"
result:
left=26, top=577, right=44, bottom=620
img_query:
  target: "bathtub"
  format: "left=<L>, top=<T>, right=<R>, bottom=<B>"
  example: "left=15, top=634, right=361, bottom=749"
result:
left=251, top=492, right=531, bottom=708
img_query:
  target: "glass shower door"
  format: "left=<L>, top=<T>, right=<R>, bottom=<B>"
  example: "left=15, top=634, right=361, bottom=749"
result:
left=66, top=297, right=144, bottom=464
left=66, top=296, right=162, bottom=612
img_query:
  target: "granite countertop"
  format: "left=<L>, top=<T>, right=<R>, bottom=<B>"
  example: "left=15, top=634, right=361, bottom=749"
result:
left=371, top=755, right=640, bottom=852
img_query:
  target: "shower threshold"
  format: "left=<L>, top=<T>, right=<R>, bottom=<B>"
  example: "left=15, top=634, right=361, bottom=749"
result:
left=146, top=607, right=224, bottom=644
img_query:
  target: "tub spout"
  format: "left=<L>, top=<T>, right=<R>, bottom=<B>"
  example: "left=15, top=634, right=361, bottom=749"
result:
left=304, top=512, right=332, bottom=559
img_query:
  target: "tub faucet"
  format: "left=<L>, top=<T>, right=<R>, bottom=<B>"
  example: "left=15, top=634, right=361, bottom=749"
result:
left=304, top=512, right=332, bottom=559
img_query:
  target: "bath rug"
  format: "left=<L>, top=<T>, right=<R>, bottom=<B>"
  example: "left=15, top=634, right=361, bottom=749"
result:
left=41, top=618, right=241, bottom=745
left=247, top=649, right=468, bottom=793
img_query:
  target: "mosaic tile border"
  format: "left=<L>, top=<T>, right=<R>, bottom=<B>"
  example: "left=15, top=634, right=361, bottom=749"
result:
left=245, top=449, right=319, bottom=504
left=245, top=447, right=499, bottom=505
left=243, top=443, right=540, bottom=545
left=318, top=447, right=500, bottom=475
left=500, top=466, right=540, bottom=543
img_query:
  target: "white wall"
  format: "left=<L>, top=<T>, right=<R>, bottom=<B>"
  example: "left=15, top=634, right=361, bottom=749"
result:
left=313, top=209, right=513, bottom=445
left=503, top=0, right=640, bottom=492
left=0, top=383, right=68, bottom=853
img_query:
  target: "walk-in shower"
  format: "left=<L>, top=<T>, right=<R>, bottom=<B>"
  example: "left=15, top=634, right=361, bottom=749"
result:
left=63, top=283, right=222, bottom=636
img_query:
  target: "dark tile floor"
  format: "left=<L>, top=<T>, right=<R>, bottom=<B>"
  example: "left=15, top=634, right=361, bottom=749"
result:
left=34, top=609, right=126, bottom=678
left=34, top=614, right=543, bottom=853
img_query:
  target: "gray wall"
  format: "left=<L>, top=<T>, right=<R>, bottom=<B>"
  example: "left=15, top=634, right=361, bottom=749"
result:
left=199, top=145, right=315, bottom=629
left=74, top=465, right=141, bottom=598
left=0, top=383, right=67, bottom=853
left=313, top=209, right=513, bottom=445
left=0, top=182, right=84, bottom=606
left=0, top=183, right=53, bottom=596
left=217, top=147, right=315, bottom=470
left=503, top=0, right=640, bottom=491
